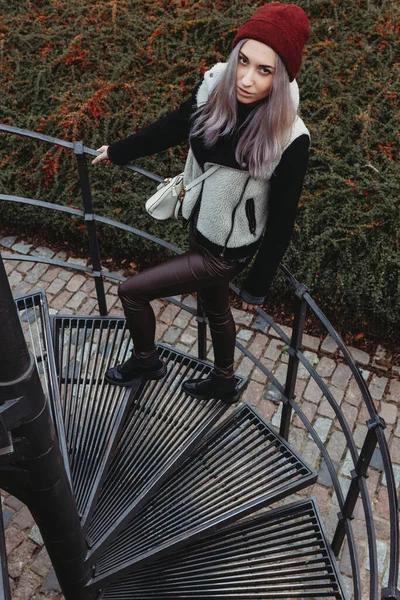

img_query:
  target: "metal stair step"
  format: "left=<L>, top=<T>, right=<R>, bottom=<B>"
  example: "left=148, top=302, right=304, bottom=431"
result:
left=15, top=291, right=71, bottom=482
left=86, top=403, right=317, bottom=590
left=52, top=315, right=236, bottom=532
left=52, top=315, right=142, bottom=526
left=97, top=497, right=346, bottom=599
left=85, top=339, right=239, bottom=554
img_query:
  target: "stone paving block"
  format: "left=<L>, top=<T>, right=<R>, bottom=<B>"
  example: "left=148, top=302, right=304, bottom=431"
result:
left=365, top=539, right=387, bottom=574
left=236, top=356, right=254, bottom=378
left=65, top=291, right=86, bottom=310
left=332, top=476, right=351, bottom=506
left=173, top=310, right=192, bottom=329
left=339, top=402, right=358, bottom=431
left=369, top=375, right=388, bottom=401
left=13, top=282, right=33, bottom=297
left=353, top=423, right=368, bottom=449
left=292, top=401, right=317, bottom=431
left=231, top=307, right=252, bottom=326
left=79, top=297, right=98, bottom=315
left=392, top=365, right=400, bottom=377
left=5, top=526, right=24, bottom=553
left=162, top=325, right=182, bottom=344
left=310, top=417, right=332, bottom=443
left=31, top=547, right=52, bottom=578
left=297, top=350, right=318, bottom=379
left=345, top=377, right=363, bottom=407
left=8, top=539, right=36, bottom=578
left=348, top=346, right=370, bottom=366
left=14, top=569, right=42, bottom=600
left=317, top=460, right=339, bottom=487
left=251, top=314, right=269, bottom=334
left=382, top=464, right=400, bottom=489
left=160, top=303, right=181, bottom=325
left=237, top=328, right=253, bottom=342
left=12, top=506, right=34, bottom=531
left=316, top=356, right=336, bottom=378
left=67, top=256, right=87, bottom=267
left=326, top=430, right=347, bottom=463
left=302, top=333, right=320, bottom=352
left=49, top=291, right=73, bottom=311
left=331, top=363, right=352, bottom=390
left=379, top=402, right=397, bottom=425
left=5, top=260, right=18, bottom=274
left=66, top=273, right=86, bottom=292
left=303, top=379, right=323, bottom=404
left=264, top=338, right=284, bottom=361
left=30, top=246, right=55, bottom=259
left=41, top=266, right=61, bottom=283
left=181, top=330, right=197, bottom=346
left=256, top=399, right=277, bottom=422
left=248, top=332, right=267, bottom=359
left=0, top=235, right=16, bottom=247
left=4, top=496, right=24, bottom=511
left=301, top=440, right=320, bottom=471
left=269, top=324, right=292, bottom=341
left=182, top=294, right=197, bottom=309
left=251, top=357, right=275, bottom=384
left=321, top=334, right=338, bottom=354
left=273, top=362, right=287, bottom=385
left=288, top=426, right=307, bottom=456
left=57, top=269, right=74, bottom=282
left=8, top=269, right=23, bottom=286
left=389, top=436, right=400, bottom=464
left=29, top=524, right=44, bottom=546
left=271, top=403, right=282, bottom=428
left=242, top=380, right=264, bottom=407
left=16, top=260, right=34, bottom=273
left=25, top=263, right=48, bottom=284
left=46, top=278, right=65, bottom=296
left=12, top=242, right=33, bottom=254
left=389, top=379, right=400, bottom=398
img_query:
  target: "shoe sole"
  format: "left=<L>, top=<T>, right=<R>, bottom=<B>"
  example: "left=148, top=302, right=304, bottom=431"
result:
left=183, top=387, right=241, bottom=405
left=104, top=363, right=168, bottom=388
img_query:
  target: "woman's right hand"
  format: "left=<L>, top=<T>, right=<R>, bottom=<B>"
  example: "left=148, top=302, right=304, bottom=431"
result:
left=92, top=145, right=112, bottom=166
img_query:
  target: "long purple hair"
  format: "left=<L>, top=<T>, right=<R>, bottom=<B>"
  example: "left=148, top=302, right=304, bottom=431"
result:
left=191, top=40, right=297, bottom=179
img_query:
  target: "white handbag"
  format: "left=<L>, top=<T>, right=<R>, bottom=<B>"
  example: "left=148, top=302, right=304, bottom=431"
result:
left=145, top=166, right=220, bottom=220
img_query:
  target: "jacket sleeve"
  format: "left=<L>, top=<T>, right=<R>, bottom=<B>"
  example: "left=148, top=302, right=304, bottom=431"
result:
left=239, top=134, right=310, bottom=305
left=107, top=84, right=201, bottom=165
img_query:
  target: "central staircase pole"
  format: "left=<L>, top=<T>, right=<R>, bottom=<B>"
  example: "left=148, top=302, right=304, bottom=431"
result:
left=0, top=256, right=96, bottom=600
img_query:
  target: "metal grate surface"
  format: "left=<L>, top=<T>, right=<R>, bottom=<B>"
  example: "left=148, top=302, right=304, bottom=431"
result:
left=86, top=348, right=235, bottom=556
left=98, top=498, right=346, bottom=599
left=15, top=292, right=70, bottom=481
left=88, top=404, right=317, bottom=588
left=52, top=316, right=139, bottom=524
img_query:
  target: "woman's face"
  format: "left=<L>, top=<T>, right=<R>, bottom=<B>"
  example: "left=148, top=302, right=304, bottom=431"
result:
left=236, top=40, right=276, bottom=104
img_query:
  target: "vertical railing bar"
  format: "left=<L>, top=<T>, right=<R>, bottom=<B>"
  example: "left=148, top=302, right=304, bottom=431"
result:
left=74, top=141, right=107, bottom=316
left=279, top=284, right=309, bottom=440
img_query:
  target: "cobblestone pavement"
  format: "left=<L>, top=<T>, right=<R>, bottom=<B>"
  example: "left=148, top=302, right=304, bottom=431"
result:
left=1, top=236, right=399, bottom=599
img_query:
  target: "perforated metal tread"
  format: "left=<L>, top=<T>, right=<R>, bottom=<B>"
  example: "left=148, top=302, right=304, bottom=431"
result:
left=87, top=403, right=317, bottom=589
left=15, top=291, right=70, bottom=481
left=97, top=497, right=346, bottom=599
left=52, top=315, right=235, bottom=531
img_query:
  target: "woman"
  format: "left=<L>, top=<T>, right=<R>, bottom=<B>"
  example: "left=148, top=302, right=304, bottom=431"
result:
left=92, top=2, right=310, bottom=404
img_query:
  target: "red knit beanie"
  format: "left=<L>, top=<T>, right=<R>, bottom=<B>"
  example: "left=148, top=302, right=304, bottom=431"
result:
left=232, top=2, right=310, bottom=82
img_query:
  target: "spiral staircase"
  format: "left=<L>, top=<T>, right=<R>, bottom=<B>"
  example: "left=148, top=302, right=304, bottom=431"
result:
left=9, top=288, right=349, bottom=599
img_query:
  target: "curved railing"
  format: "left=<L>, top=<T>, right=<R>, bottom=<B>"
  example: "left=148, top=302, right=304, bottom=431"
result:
left=1, top=123, right=399, bottom=600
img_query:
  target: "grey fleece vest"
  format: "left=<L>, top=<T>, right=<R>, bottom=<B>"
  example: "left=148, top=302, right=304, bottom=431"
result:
left=181, top=63, right=310, bottom=251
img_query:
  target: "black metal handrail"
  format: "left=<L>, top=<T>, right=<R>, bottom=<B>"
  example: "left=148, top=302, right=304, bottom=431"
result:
left=1, top=123, right=399, bottom=599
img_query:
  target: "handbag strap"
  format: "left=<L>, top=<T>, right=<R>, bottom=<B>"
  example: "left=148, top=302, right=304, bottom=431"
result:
left=184, top=165, right=220, bottom=192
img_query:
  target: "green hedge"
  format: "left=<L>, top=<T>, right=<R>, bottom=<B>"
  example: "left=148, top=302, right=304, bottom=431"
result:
left=0, top=0, right=399, bottom=336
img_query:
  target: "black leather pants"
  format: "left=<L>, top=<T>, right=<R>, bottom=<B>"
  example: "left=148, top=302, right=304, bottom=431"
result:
left=118, top=233, right=247, bottom=378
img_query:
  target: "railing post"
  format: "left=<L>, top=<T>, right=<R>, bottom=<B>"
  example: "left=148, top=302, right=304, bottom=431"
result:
left=0, top=256, right=95, bottom=600
left=196, top=297, right=207, bottom=360
left=331, top=416, right=385, bottom=557
left=279, top=283, right=309, bottom=440
left=74, top=141, right=108, bottom=316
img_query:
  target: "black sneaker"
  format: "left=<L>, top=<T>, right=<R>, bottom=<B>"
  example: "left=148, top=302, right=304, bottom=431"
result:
left=181, top=373, right=241, bottom=405
left=105, top=351, right=167, bottom=387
